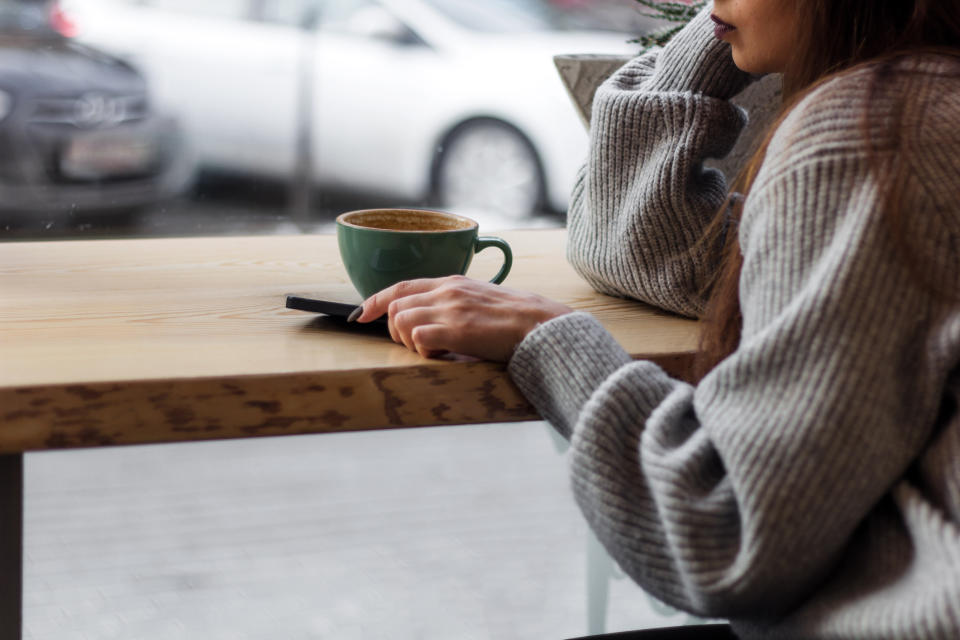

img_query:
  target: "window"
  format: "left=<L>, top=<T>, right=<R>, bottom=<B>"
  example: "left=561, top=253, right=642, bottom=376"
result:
left=420, top=0, right=561, bottom=33
left=319, top=0, right=375, bottom=28
left=4, top=1, right=663, bottom=637
left=142, top=0, right=251, bottom=20
left=256, top=0, right=309, bottom=26
left=5, top=0, right=645, bottom=242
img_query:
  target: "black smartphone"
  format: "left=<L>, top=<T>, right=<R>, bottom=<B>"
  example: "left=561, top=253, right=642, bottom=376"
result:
left=285, top=295, right=388, bottom=325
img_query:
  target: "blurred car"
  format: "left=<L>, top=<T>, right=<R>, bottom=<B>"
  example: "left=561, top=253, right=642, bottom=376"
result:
left=547, top=0, right=661, bottom=33
left=63, top=0, right=639, bottom=219
left=0, top=0, right=194, bottom=219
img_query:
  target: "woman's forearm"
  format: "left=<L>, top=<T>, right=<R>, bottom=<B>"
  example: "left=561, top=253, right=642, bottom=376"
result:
left=567, top=5, right=753, bottom=318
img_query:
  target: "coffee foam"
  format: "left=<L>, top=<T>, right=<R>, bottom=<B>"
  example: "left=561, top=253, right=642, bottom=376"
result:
left=341, top=209, right=475, bottom=232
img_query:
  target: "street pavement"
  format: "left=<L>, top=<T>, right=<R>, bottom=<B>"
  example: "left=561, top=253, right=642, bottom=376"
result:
left=24, top=422, right=692, bottom=639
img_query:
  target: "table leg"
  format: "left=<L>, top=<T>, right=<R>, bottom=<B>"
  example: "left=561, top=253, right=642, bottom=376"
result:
left=0, top=454, right=22, bottom=640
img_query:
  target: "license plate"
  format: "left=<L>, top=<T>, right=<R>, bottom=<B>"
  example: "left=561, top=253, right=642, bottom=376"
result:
left=60, top=130, right=159, bottom=179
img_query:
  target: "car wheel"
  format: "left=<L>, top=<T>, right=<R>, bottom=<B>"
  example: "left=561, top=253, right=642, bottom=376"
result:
left=434, top=119, right=545, bottom=219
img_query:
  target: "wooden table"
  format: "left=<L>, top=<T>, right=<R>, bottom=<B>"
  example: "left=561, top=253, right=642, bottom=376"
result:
left=0, top=229, right=699, bottom=637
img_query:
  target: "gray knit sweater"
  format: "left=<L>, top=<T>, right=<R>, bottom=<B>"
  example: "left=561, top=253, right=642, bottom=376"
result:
left=508, top=6, right=960, bottom=639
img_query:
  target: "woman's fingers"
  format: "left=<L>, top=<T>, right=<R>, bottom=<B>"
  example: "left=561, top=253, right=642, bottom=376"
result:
left=355, top=275, right=574, bottom=361
left=355, top=276, right=461, bottom=323
left=391, top=305, right=441, bottom=352
left=387, top=289, right=446, bottom=319
left=410, top=324, right=452, bottom=358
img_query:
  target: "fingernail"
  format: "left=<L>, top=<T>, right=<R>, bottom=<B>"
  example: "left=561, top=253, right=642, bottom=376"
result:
left=347, top=305, right=363, bottom=323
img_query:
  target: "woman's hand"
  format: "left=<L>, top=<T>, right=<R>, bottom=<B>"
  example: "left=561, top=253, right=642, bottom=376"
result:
left=354, top=276, right=573, bottom=362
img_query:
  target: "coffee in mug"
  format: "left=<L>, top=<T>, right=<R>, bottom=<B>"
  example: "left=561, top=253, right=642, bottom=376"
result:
left=336, top=208, right=512, bottom=299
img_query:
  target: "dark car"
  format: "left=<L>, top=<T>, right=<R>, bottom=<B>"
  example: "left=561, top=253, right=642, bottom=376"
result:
left=0, top=0, right=193, bottom=220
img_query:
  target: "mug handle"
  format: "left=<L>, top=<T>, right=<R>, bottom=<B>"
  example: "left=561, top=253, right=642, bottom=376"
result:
left=474, top=236, right=513, bottom=285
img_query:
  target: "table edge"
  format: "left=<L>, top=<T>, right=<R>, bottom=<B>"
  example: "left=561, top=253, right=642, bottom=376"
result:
left=0, top=350, right=695, bottom=452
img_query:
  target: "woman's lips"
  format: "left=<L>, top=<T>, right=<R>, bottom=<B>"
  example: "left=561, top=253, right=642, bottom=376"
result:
left=710, top=14, right=736, bottom=39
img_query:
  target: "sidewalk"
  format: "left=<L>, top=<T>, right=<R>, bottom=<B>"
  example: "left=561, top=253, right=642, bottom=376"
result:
left=24, top=421, right=689, bottom=639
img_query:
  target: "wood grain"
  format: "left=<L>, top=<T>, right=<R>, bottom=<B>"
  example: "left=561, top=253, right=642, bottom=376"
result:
left=0, top=230, right=699, bottom=452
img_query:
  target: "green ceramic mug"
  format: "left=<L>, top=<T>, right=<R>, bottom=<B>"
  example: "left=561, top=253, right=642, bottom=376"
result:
left=336, top=208, right=513, bottom=299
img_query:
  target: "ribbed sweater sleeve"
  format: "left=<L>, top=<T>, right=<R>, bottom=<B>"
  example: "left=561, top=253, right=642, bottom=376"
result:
left=510, top=55, right=960, bottom=637
left=566, top=4, right=753, bottom=318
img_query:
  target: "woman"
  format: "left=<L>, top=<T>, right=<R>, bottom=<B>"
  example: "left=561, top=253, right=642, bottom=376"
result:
left=355, top=0, right=960, bottom=637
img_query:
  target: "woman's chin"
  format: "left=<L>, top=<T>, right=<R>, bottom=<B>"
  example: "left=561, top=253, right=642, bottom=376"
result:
left=731, top=52, right=770, bottom=75
left=730, top=46, right=786, bottom=75
left=730, top=50, right=757, bottom=73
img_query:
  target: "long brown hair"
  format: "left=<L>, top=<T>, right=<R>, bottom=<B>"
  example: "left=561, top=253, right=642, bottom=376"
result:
left=694, top=0, right=960, bottom=380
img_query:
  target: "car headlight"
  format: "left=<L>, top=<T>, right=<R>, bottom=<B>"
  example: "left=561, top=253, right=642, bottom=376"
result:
left=0, top=90, right=13, bottom=122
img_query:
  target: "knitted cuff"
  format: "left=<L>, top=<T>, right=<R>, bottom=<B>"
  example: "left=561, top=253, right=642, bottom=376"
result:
left=508, top=312, right=633, bottom=439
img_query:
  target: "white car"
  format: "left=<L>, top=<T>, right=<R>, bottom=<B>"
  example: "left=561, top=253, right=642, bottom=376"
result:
left=63, top=0, right=640, bottom=218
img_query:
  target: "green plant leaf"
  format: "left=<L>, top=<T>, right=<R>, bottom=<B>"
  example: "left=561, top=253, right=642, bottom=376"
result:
left=632, top=0, right=706, bottom=51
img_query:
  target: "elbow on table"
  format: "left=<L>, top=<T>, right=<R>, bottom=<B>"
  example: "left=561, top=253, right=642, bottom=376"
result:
left=568, top=257, right=706, bottom=319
